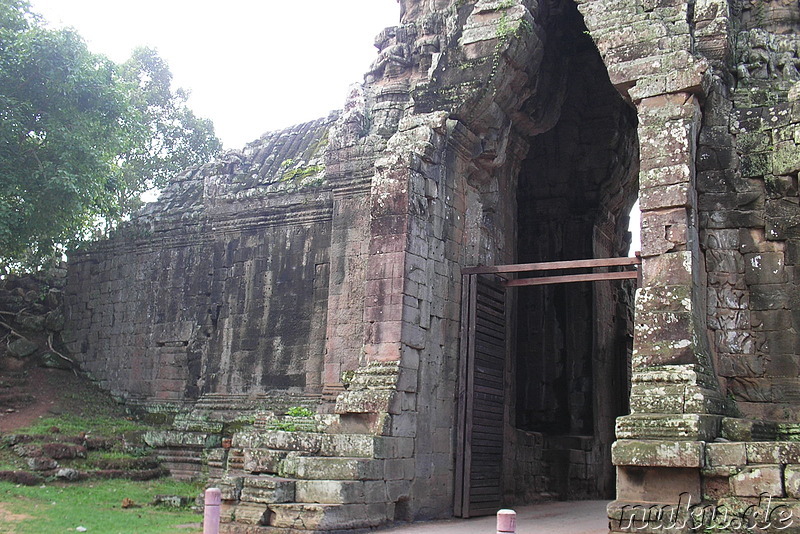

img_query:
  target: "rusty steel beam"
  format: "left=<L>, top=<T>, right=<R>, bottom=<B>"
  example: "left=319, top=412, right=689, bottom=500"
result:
left=504, top=270, right=639, bottom=287
left=462, top=256, right=641, bottom=275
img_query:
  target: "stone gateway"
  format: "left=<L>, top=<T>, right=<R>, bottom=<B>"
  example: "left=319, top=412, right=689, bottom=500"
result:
left=63, top=0, right=800, bottom=531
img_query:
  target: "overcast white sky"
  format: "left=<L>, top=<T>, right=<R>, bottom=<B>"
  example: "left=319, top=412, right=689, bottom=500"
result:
left=26, top=0, right=640, bottom=252
left=30, top=0, right=400, bottom=149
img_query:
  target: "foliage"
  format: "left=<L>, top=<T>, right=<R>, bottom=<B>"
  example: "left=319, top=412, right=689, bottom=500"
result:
left=278, top=158, right=325, bottom=182
left=285, top=406, right=314, bottom=417
left=0, top=1, right=221, bottom=272
left=113, top=47, right=221, bottom=210
left=268, top=406, right=317, bottom=431
left=0, top=479, right=203, bottom=533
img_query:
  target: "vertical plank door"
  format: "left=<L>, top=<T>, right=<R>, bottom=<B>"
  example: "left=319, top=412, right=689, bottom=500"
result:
left=456, top=274, right=506, bottom=517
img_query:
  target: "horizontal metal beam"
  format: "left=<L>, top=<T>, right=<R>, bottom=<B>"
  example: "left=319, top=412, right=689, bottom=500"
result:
left=504, top=270, right=639, bottom=287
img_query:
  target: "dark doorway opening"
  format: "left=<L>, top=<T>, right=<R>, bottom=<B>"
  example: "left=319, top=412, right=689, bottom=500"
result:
left=509, top=0, right=640, bottom=502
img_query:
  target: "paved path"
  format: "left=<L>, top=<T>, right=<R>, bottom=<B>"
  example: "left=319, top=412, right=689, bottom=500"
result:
left=377, top=500, right=609, bottom=534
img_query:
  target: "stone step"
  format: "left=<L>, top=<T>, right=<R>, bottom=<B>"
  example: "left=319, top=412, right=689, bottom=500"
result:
left=232, top=431, right=380, bottom=459
left=294, top=480, right=389, bottom=505
left=241, top=476, right=296, bottom=505
left=226, top=448, right=288, bottom=475
left=219, top=475, right=296, bottom=504
left=280, top=456, right=384, bottom=481
left=144, top=429, right=222, bottom=449
left=155, top=447, right=204, bottom=480
left=267, top=502, right=392, bottom=530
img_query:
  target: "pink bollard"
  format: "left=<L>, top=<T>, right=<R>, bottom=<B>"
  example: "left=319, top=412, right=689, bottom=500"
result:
left=497, top=509, right=516, bottom=534
left=203, top=487, right=222, bottom=534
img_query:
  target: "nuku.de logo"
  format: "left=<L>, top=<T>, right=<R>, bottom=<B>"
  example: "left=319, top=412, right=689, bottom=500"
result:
left=616, top=492, right=794, bottom=531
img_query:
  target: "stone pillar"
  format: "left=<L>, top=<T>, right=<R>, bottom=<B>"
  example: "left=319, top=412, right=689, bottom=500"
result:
left=322, top=193, right=371, bottom=396
left=577, top=0, right=729, bottom=517
left=332, top=112, right=449, bottom=415
left=616, top=93, right=726, bottom=443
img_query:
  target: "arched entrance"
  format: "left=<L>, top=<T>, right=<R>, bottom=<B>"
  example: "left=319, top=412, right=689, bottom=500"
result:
left=457, top=257, right=640, bottom=516
left=453, top=0, right=640, bottom=516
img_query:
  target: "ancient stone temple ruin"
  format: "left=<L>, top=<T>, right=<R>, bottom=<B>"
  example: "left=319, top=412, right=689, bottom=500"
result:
left=62, top=0, right=800, bottom=531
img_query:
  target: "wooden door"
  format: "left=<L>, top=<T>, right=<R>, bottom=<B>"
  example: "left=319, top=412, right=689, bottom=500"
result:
left=455, top=274, right=507, bottom=518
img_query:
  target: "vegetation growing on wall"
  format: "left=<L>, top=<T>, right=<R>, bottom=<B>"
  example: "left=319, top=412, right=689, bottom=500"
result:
left=0, top=1, right=221, bottom=273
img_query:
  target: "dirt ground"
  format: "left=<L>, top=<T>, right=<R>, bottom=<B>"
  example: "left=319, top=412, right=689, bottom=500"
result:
left=0, top=366, right=88, bottom=432
left=0, top=501, right=32, bottom=525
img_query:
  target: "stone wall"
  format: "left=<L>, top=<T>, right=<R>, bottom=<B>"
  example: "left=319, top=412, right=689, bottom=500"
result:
left=699, top=82, right=800, bottom=423
left=64, top=116, right=337, bottom=408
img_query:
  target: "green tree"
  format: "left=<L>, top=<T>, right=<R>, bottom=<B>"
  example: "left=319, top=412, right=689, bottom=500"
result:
left=110, top=46, right=221, bottom=217
left=0, top=1, right=221, bottom=272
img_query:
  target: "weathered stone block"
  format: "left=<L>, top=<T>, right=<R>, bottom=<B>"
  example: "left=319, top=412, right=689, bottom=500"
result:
left=741, top=152, right=772, bottom=177
left=744, top=252, right=787, bottom=285
left=373, top=436, right=415, bottom=459
left=616, top=414, right=721, bottom=441
left=737, top=130, right=772, bottom=153
left=244, top=449, right=287, bottom=473
left=295, top=480, right=366, bottom=505
left=699, top=192, right=764, bottom=213
left=730, top=107, right=765, bottom=133
left=751, top=309, right=793, bottom=331
left=641, top=164, right=692, bottom=189
left=697, top=145, right=738, bottom=172
left=684, top=385, right=727, bottom=415
left=642, top=252, right=693, bottom=285
left=633, top=311, right=697, bottom=367
left=143, top=430, right=221, bottom=449
left=717, top=353, right=766, bottom=377
left=268, top=503, right=389, bottom=530
left=773, top=141, right=800, bottom=175
left=697, top=169, right=733, bottom=192
left=630, top=383, right=687, bottom=414
left=639, top=183, right=691, bottom=211
left=233, top=431, right=376, bottom=459
left=612, top=440, right=704, bottom=468
left=766, top=331, right=800, bottom=354
left=746, top=442, right=800, bottom=465
left=707, top=286, right=748, bottom=312
left=714, top=329, right=755, bottom=354
left=730, top=465, right=784, bottom=497
left=636, top=285, right=693, bottom=313
left=641, top=208, right=689, bottom=256
left=750, top=284, right=790, bottom=310
left=765, top=354, right=800, bottom=377
left=707, top=309, right=750, bottom=331
left=616, top=466, right=701, bottom=503
left=786, top=465, right=800, bottom=498
left=704, top=228, right=740, bottom=250
left=335, top=390, right=395, bottom=415
left=765, top=175, right=798, bottom=198
left=703, top=209, right=765, bottom=229
left=27, top=457, right=58, bottom=471
left=233, top=502, right=269, bottom=525
left=706, top=249, right=745, bottom=273
left=765, top=198, right=800, bottom=240
left=705, top=442, right=746, bottom=467
left=284, top=457, right=383, bottom=481
left=728, top=376, right=774, bottom=402
left=217, top=476, right=243, bottom=501
left=384, top=458, right=415, bottom=480
left=240, top=477, right=295, bottom=504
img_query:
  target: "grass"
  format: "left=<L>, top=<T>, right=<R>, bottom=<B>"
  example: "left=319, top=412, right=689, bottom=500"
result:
left=15, top=413, right=150, bottom=436
left=0, top=478, right=203, bottom=533
left=0, top=368, right=205, bottom=533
